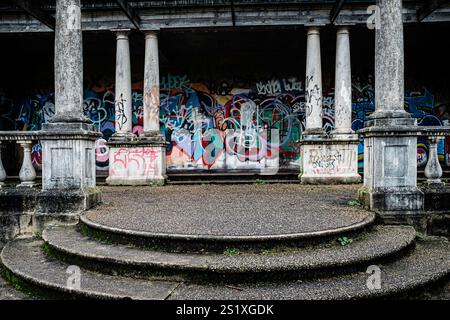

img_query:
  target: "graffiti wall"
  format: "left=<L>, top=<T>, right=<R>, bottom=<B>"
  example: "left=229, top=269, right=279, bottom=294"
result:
left=1, top=74, right=449, bottom=174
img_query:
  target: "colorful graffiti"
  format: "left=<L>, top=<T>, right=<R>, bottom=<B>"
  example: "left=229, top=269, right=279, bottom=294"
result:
left=159, top=76, right=304, bottom=171
left=1, top=74, right=449, bottom=174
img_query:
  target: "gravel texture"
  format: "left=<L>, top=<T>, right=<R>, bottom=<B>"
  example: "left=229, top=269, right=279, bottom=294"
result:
left=1, top=239, right=179, bottom=300
left=43, top=224, right=416, bottom=274
left=0, top=244, right=30, bottom=300
left=84, top=184, right=373, bottom=239
left=168, top=239, right=450, bottom=300
left=1, top=237, right=448, bottom=300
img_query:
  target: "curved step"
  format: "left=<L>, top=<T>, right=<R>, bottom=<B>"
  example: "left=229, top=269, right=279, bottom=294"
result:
left=0, top=239, right=179, bottom=300
left=43, top=225, right=416, bottom=280
left=79, top=212, right=376, bottom=251
left=2, top=238, right=449, bottom=300
left=168, top=239, right=450, bottom=300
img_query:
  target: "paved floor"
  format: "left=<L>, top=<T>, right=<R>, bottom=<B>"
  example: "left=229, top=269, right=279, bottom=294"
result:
left=85, top=184, right=371, bottom=237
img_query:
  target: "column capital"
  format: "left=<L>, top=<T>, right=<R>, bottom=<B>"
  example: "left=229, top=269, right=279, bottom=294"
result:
left=336, top=26, right=350, bottom=34
left=144, top=30, right=159, bottom=38
left=307, top=27, right=320, bottom=35
left=113, top=29, right=131, bottom=39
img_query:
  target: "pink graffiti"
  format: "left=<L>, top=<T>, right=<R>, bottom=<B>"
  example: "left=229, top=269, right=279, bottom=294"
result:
left=111, top=148, right=160, bottom=177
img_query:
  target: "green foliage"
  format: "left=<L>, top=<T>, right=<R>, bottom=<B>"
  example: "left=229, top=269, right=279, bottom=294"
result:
left=254, top=179, right=268, bottom=185
left=223, top=247, right=240, bottom=256
left=348, top=199, right=361, bottom=207
left=337, top=236, right=354, bottom=246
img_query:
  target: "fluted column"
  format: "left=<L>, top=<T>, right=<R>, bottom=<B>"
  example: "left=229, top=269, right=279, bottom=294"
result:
left=371, top=0, right=409, bottom=120
left=333, top=27, right=353, bottom=134
left=113, top=31, right=134, bottom=138
left=50, top=0, right=88, bottom=124
left=304, top=27, right=323, bottom=134
left=143, top=31, right=161, bottom=136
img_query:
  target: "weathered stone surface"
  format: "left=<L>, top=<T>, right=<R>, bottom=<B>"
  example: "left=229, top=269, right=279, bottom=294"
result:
left=112, top=31, right=134, bottom=138
left=1, top=239, right=179, bottom=300
left=333, top=27, right=353, bottom=135
left=300, top=135, right=360, bottom=184
left=168, top=239, right=450, bottom=300
left=106, top=143, right=167, bottom=186
left=371, top=0, right=409, bottom=120
left=143, top=31, right=161, bottom=134
left=51, top=0, right=88, bottom=124
left=304, top=27, right=323, bottom=134
left=43, top=224, right=416, bottom=277
left=82, top=185, right=374, bottom=244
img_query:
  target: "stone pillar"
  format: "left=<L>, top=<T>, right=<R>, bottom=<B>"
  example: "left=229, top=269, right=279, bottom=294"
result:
left=333, top=27, right=352, bottom=135
left=106, top=30, right=167, bottom=186
left=50, top=0, right=87, bottom=124
left=143, top=31, right=161, bottom=136
left=304, top=27, right=323, bottom=134
left=300, top=26, right=360, bottom=184
left=112, top=31, right=134, bottom=139
left=359, top=0, right=423, bottom=217
left=38, top=0, right=101, bottom=224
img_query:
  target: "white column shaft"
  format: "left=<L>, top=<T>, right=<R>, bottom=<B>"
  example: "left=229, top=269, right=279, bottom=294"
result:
left=334, top=27, right=353, bottom=134
left=114, top=32, right=133, bottom=135
left=305, top=27, right=323, bottom=134
left=143, top=32, right=160, bottom=134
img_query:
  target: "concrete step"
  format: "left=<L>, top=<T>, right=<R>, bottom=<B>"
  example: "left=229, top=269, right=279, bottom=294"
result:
left=80, top=185, right=377, bottom=252
left=168, top=239, right=450, bottom=300
left=0, top=239, right=179, bottom=300
left=42, top=224, right=417, bottom=282
left=1, top=237, right=448, bottom=300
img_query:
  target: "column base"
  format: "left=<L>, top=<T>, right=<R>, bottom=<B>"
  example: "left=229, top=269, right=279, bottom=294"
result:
left=34, top=187, right=102, bottom=231
left=358, top=185, right=424, bottom=212
left=420, top=183, right=450, bottom=212
left=106, top=137, right=167, bottom=186
left=299, top=133, right=361, bottom=184
left=40, top=122, right=101, bottom=190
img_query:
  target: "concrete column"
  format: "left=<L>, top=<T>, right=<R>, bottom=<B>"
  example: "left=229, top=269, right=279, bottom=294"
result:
left=333, top=27, right=353, bottom=134
left=113, top=31, right=134, bottom=138
left=359, top=0, right=423, bottom=216
left=304, top=27, right=323, bottom=134
left=143, top=31, right=160, bottom=135
left=38, top=0, right=101, bottom=223
left=50, top=0, right=88, bottom=124
left=371, top=0, right=409, bottom=120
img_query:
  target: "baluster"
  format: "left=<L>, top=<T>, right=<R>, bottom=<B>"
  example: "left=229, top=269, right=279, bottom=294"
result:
left=0, top=141, right=6, bottom=187
left=424, top=136, right=444, bottom=186
left=18, top=140, right=36, bottom=188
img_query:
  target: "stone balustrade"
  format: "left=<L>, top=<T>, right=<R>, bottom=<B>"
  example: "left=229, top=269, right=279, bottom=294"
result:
left=418, top=127, right=450, bottom=186
left=0, top=131, right=42, bottom=188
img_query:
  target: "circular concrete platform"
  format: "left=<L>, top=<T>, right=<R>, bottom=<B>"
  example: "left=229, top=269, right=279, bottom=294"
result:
left=82, top=184, right=375, bottom=242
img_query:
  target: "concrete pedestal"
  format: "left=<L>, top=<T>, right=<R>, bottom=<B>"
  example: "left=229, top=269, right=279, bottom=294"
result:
left=300, top=134, right=360, bottom=184
left=358, top=118, right=424, bottom=214
left=38, top=122, right=102, bottom=224
left=106, top=135, right=167, bottom=185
